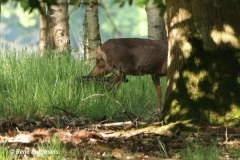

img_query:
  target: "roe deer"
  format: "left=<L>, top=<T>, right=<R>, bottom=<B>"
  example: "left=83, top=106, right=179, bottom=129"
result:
left=83, top=38, right=168, bottom=114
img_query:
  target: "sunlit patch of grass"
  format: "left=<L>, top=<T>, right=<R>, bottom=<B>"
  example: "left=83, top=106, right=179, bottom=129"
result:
left=0, top=144, right=14, bottom=160
left=34, top=136, right=66, bottom=159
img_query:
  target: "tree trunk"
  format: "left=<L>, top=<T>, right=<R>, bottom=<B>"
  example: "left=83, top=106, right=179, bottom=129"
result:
left=47, top=0, right=70, bottom=54
left=164, top=0, right=240, bottom=125
left=145, top=3, right=166, bottom=40
left=38, top=0, right=47, bottom=56
left=83, top=7, right=89, bottom=60
left=85, top=0, right=101, bottom=63
left=0, top=2, right=1, bottom=35
left=145, top=3, right=167, bottom=116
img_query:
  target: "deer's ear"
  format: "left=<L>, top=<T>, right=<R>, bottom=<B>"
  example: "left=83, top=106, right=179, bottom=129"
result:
left=96, top=47, right=107, bottom=60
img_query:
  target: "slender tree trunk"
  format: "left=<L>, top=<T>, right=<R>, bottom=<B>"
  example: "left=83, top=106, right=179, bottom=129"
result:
left=83, top=7, right=89, bottom=60
left=164, top=0, right=240, bottom=125
left=145, top=3, right=166, bottom=40
left=85, top=0, right=101, bottom=63
left=145, top=3, right=167, bottom=116
left=47, top=0, right=70, bottom=54
left=0, top=2, right=1, bottom=36
left=38, top=0, right=47, bottom=56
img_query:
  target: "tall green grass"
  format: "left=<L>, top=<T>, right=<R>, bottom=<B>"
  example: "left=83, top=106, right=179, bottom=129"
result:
left=0, top=50, right=166, bottom=120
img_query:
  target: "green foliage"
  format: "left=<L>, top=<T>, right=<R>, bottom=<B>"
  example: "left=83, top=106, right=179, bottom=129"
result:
left=2, top=0, right=148, bottom=43
left=2, top=0, right=225, bottom=14
left=99, top=2, right=148, bottom=39
left=14, top=0, right=57, bottom=13
left=0, top=0, right=8, bottom=3
left=1, top=2, right=39, bottom=42
left=113, top=0, right=152, bottom=7
left=69, top=0, right=78, bottom=5
left=113, top=0, right=167, bottom=14
left=112, top=0, right=134, bottom=7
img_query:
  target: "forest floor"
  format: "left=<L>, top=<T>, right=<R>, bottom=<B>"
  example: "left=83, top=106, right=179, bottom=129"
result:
left=0, top=115, right=240, bottom=160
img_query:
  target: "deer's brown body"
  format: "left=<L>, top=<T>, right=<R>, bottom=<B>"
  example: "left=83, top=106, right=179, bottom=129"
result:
left=84, top=38, right=168, bottom=114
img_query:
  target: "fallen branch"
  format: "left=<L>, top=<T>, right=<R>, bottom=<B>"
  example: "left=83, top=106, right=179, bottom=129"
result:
left=81, top=94, right=123, bottom=108
left=98, top=122, right=179, bottom=139
left=52, top=106, right=78, bottom=118
left=88, top=121, right=147, bottom=129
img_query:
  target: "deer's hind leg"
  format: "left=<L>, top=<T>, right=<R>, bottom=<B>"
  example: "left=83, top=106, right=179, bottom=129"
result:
left=151, top=75, right=162, bottom=116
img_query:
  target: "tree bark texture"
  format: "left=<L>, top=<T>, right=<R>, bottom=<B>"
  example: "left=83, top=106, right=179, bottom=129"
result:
left=85, top=0, right=101, bottom=63
left=145, top=3, right=166, bottom=40
left=83, top=8, right=89, bottom=60
left=145, top=3, right=167, bottom=116
left=47, top=0, right=70, bottom=54
left=164, top=0, right=240, bottom=125
left=39, top=0, right=47, bottom=56
left=0, top=2, right=1, bottom=30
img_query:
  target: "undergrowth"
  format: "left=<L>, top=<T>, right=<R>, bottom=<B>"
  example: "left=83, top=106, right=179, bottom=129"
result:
left=0, top=50, right=166, bottom=121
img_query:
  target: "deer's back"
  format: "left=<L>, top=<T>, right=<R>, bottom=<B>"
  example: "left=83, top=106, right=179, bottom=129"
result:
left=100, top=38, right=168, bottom=76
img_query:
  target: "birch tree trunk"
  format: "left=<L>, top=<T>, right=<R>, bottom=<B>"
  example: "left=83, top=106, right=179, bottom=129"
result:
left=47, top=0, right=70, bottom=55
left=38, top=0, right=47, bottom=56
left=83, top=8, right=89, bottom=60
left=0, top=2, right=1, bottom=29
left=164, top=0, right=240, bottom=125
left=145, top=3, right=166, bottom=40
left=145, top=2, right=167, bottom=116
left=85, top=0, right=101, bottom=63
